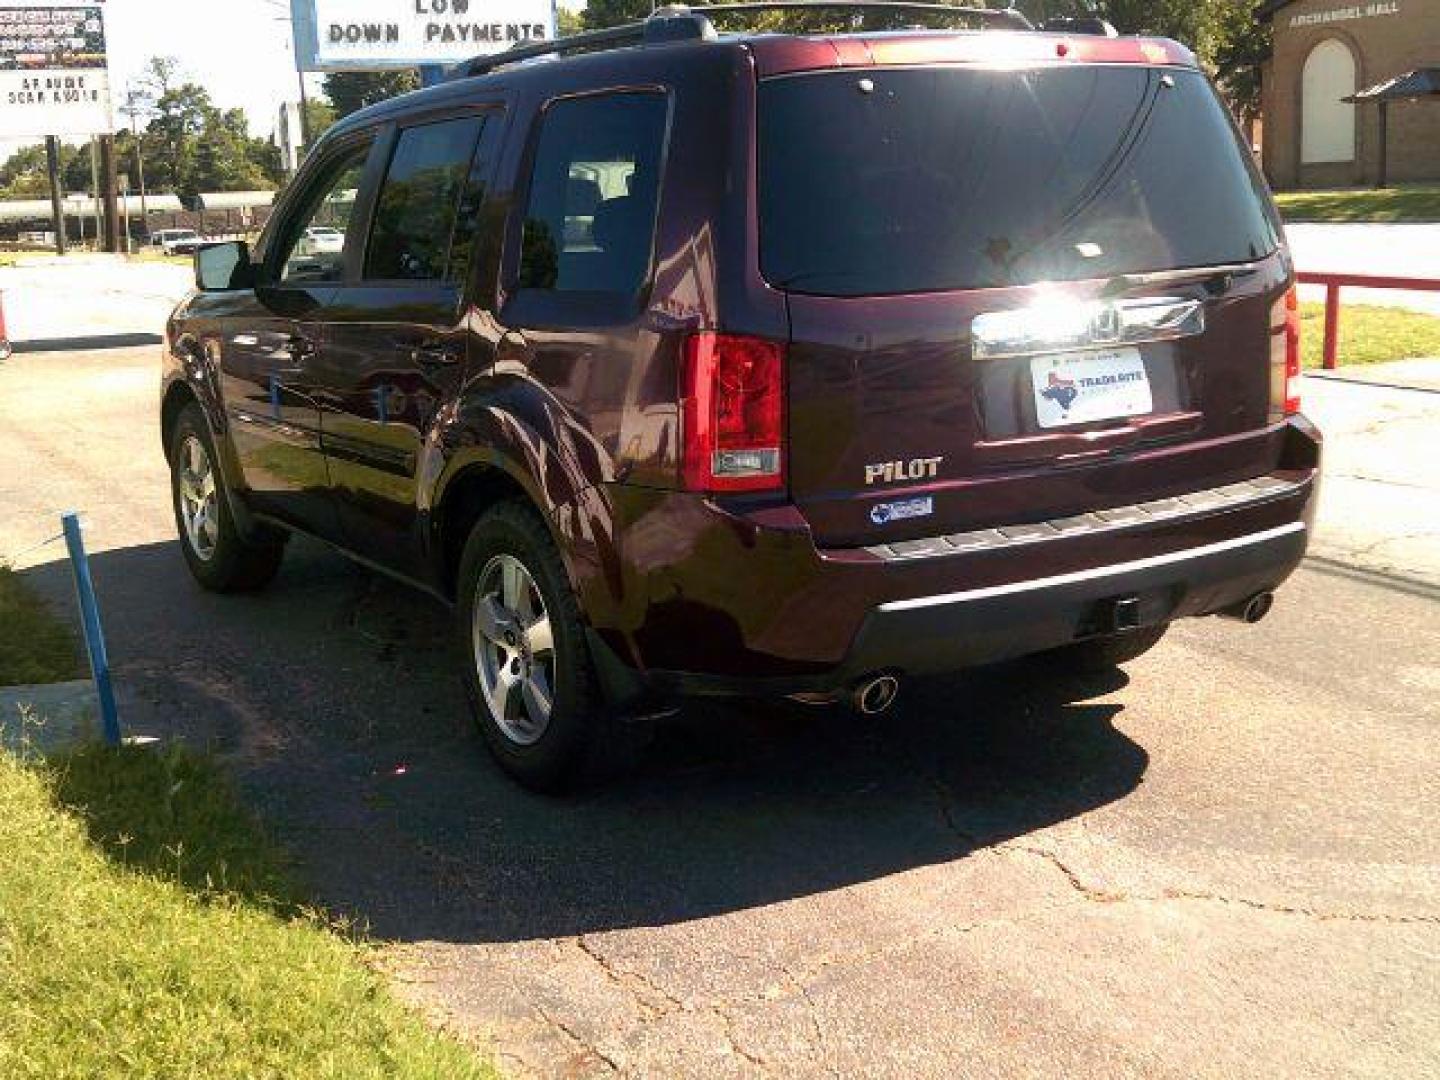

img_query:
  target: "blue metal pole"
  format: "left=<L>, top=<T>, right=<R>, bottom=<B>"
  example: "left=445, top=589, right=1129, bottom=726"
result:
left=418, top=64, right=447, bottom=88
left=61, top=511, right=121, bottom=746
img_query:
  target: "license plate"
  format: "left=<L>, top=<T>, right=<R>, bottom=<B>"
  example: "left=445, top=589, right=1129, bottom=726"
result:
left=1030, top=347, right=1153, bottom=429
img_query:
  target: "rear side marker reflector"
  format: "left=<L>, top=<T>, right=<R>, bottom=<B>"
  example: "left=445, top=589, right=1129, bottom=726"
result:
left=1270, top=286, right=1302, bottom=417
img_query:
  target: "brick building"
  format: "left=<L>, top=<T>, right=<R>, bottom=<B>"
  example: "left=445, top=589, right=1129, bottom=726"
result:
left=1260, top=0, right=1440, bottom=188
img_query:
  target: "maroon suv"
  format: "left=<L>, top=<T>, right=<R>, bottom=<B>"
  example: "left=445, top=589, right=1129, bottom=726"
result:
left=161, top=4, right=1319, bottom=789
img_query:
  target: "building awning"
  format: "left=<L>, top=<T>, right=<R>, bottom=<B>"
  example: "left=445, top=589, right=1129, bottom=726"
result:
left=1344, top=68, right=1440, bottom=103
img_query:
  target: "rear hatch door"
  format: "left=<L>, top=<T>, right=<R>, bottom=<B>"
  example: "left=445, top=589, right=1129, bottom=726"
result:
left=759, top=62, right=1288, bottom=547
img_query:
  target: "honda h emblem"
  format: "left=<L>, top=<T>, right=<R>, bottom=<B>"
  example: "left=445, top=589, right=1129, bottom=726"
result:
left=1090, top=304, right=1123, bottom=344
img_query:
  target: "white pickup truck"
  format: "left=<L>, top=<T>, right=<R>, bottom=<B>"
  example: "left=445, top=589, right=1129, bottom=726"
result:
left=150, top=229, right=204, bottom=256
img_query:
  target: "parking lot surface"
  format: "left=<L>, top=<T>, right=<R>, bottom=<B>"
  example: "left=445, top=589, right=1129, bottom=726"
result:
left=1, top=337, right=1436, bottom=1077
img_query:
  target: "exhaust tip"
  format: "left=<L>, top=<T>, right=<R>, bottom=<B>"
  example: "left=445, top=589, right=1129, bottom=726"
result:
left=852, top=675, right=900, bottom=716
left=1221, top=591, right=1275, bottom=624
left=1243, top=591, right=1275, bottom=623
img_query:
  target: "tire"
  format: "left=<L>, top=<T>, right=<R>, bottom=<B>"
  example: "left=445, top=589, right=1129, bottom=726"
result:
left=1043, top=624, right=1169, bottom=675
left=169, top=402, right=285, bottom=592
left=456, top=502, right=624, bottom=792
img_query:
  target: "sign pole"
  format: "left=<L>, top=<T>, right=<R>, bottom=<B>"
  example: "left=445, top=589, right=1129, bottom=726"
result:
left=44, top=136, right=67, bottom=256
left=296, top=69, right=312, bottom=148
left=119, top=178, right=131, bottom=254
left=90, top=135, right=102, bottom=249
left=1376, top=101, right=1389, bottom=191
left=61, top=511, right=121, bottom=747
left=100, top=134, right=120, bottom=253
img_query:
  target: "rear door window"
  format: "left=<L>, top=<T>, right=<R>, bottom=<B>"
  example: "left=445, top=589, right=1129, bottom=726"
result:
left=759, top=66, right=1281, bottom=296
left=516, top=92, right=669, bottom=301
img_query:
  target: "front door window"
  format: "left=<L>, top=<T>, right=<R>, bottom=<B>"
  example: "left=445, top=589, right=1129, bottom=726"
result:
left=276, top=140, right=373, bottom=284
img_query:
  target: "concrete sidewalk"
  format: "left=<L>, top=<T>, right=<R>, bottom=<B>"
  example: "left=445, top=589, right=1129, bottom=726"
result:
left=0, top=254, right=191, bottom=348
left=1300, top=361, right=1440, bottom=590
left=1288, top=222, right=1440, bottom=316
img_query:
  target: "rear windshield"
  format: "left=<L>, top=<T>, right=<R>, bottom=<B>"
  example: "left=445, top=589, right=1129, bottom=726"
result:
left=758, top=66, right=1280, bottom=296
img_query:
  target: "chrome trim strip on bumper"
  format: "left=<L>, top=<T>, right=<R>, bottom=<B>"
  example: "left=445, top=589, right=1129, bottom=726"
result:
left=879, top=522, right=1307, bottom=613
left=865, top=474, right=1306, bottom=563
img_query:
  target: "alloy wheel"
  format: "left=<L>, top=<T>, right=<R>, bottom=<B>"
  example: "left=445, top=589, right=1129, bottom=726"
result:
left=472, top=553, right=557, bottom=746
left=177, top=434, right=219, bottom=562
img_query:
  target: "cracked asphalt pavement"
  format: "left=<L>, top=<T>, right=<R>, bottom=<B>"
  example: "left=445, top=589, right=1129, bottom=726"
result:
left=2, top=343, right=1437, bottom=1079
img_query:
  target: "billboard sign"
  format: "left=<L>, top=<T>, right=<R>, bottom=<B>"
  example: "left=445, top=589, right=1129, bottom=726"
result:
left=0, top=2, right=112, bottom=138
left=292, top=0, right=555, bottom=71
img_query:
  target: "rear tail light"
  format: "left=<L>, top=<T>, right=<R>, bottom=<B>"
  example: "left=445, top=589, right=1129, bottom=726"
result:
left=680, top=332, right=785, bottom=493
left=1269, top=286, right=1302, bottom=418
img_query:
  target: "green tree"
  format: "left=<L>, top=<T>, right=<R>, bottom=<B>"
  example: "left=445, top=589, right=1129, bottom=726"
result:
left=322, top=71, right=420, bottom=119
left=303, top=97, right=336, bottom=143
left=143, top=82, right=211, bottom=192
left=61, top=140, right=96, bottom=193
left=0, top=142, right=62, bottom=198
left=1018, top=0, right=1204, bottom=41
left=581, top=0, right=649, bottom=30
left=557, top=7, right=584, bottom=36
left=1199, top=0, right=1272, bottom=121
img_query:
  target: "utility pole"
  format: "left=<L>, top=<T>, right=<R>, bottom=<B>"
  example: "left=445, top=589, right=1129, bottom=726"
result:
left=297, top=70, right=312, bottom=148
left=99, top=134, right=121, bottom=253
left=44, top=136, right=68, bottom=256
left=119, top=175, right=131, bottom=255
left=90, top=135, right=102, bottom=249
left=122, top=85, right=150, bottom=234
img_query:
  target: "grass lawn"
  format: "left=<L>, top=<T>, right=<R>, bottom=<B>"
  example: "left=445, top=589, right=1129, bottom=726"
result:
left=0, top=743, right=493, bottom=1079
left=0, top=566, right=82, bottom=686
left=1298, top=301, right=1440, bottom=368
left=1275, top=185, right=1440, bottom=223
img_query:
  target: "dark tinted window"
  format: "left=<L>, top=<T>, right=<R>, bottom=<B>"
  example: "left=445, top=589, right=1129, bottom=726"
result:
left=276, top=139, right=372, bottom=284
left=365, top=117, right=484, bottom=282
left=759, top=67, right=1280, bottom=296
left=518, top=92, right=668, bottom=298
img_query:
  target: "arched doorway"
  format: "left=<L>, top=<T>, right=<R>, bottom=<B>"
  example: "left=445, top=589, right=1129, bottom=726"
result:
left=1301, top=39, right=1357, bottom=164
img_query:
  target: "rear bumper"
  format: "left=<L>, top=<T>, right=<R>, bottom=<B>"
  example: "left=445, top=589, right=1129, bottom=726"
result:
left=845, top=520, right=1304, bottom=678
left=589, top=515, right=1309, bottom=702
left=579, top=422, right=1320, bottom=703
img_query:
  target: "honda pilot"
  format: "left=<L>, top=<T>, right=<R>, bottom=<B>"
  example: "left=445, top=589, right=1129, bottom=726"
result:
left=161, top=3, right=1320, bottom=789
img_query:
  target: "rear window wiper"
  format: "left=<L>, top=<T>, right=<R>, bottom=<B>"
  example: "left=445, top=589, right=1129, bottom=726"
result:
left=1102, top=261, right=1260, bottom=298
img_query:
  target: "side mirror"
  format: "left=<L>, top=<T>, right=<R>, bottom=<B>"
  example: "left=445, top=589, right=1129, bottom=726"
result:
left=194, top=241, right=255, bottom=292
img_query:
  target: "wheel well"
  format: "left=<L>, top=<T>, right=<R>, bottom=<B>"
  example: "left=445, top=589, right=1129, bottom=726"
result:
left=437, top=466, right=535, bottom=598
left=160, top=381, right=198, bottom=463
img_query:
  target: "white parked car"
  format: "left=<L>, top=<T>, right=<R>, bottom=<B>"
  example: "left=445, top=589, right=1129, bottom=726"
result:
left=298, top=226, right=345, bottom=255
left=151, top=229, right=204, bottom=256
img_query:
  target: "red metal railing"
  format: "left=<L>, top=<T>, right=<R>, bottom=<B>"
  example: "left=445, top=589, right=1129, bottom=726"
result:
left=1296, top=271, right=1440, bottom=370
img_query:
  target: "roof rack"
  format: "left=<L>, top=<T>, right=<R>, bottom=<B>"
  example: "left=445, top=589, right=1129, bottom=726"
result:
left=686, top=2, right=1032, bottom=29
left=1038, top=16, right=1118, bottom=37
left=450, top=2, right=1034, bottom=80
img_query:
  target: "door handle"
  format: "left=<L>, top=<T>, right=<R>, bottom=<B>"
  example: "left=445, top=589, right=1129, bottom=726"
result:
left=410, top=342, right=460, bottom=368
